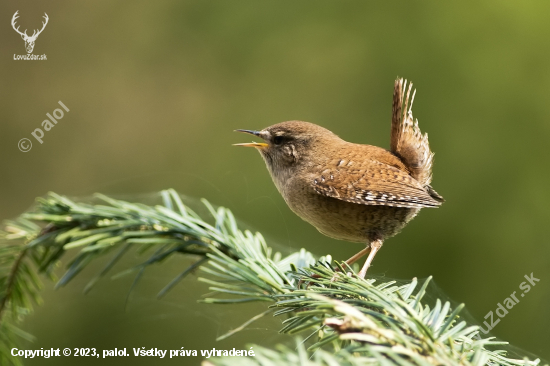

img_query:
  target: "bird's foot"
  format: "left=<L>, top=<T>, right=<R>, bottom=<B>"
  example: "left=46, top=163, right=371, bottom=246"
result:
left=330, top=272, right=341, bottom=282
left=331, top=272, right=353, bottom=282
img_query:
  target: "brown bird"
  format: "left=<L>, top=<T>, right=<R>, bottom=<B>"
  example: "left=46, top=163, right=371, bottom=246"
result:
left=235, top=78, right=444, bottom=278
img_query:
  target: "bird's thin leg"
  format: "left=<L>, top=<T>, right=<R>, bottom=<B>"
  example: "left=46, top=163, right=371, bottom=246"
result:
left=357, top=239, right=383, bottom=278
left=330, top=246, right=372, bottom=282
left=344, top=246, right=372, bottom=267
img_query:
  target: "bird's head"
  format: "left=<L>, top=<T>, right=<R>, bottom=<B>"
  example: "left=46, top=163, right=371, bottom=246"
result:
left=234, top=121, right=339, bottom=172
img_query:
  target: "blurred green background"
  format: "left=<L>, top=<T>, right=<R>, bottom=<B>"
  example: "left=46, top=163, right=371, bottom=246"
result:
left=1, top=0, right=549, bottom=364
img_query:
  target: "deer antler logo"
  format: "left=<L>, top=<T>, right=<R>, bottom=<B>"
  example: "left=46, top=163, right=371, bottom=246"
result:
left=11, top=11, right=49, bottom=54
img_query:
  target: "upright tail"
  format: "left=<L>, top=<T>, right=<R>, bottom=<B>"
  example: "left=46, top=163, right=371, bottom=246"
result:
left=391, top=79, right=433, bottom=185
left=391, top=78, right=443, bottom=201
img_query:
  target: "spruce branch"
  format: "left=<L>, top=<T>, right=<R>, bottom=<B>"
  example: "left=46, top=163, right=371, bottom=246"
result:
left=0, top=249, right=28, bottom=323
left=0, top=190, right=545, bottom=366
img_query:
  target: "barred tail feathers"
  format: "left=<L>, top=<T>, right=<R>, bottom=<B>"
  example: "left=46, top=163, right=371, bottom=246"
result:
left=390, top=78, right=435, bottom=187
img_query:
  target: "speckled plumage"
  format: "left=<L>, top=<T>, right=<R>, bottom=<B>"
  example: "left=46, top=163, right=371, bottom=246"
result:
left=235, top=78, right=443, bottom=277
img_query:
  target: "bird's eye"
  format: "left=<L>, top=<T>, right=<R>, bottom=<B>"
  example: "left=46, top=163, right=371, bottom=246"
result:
left=273, top=136, right=285, bottom=145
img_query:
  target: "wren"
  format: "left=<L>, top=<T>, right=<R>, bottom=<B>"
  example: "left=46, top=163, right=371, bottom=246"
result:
left=235, top=78, right=443, bottom=278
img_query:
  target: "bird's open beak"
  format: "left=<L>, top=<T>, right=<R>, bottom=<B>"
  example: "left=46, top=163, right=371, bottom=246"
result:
left=234, top=129, right=268, bottom=148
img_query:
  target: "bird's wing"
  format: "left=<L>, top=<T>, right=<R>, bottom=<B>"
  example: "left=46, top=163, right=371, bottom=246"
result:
left=310, top=160, right=442, bottom=208
left=391, top=78, right=434, bottom=187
